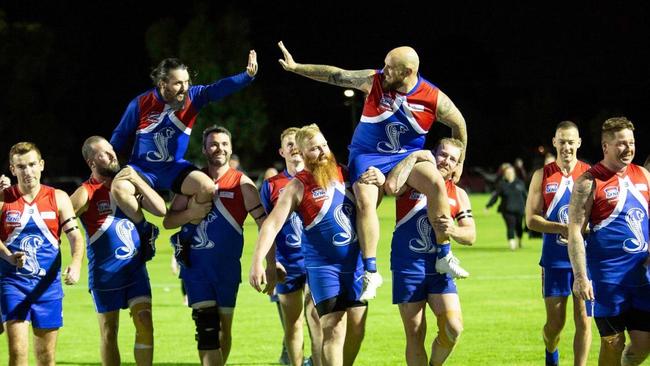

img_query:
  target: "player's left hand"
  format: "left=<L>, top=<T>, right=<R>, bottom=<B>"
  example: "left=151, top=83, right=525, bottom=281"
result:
left=451, top=161, right=464, bottom=184
left=249, top=262, right=267, bottom=293
left=113, top=166, right=138, bottom=184
left=433, top=216, right=456, bottom=236
left=246, top=50, right=258, bottom=77
left=359, top=166, right=386, bottom=187
left=64, top=263, right=81, bottom=285
left=263, top=265, right=277, bottom=295
left=0, top=174, right=10, bottom=190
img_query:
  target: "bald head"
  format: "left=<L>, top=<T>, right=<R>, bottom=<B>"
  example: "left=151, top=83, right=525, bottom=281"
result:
left=386, top=46, right=420, bottom=74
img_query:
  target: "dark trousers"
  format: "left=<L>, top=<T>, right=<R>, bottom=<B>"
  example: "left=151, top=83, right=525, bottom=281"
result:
left=502, top=212, right=523, bottom=240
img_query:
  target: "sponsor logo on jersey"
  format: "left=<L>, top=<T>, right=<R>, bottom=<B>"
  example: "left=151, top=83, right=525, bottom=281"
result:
left=97, top=200, right=112, bottom=215
left=219, top=191, right=235, bottom=199
left=604, top=187, right=619, bottom=200
left=311, top=188, right=327, bottom=202
left=545, top=183, right=559, bottom=193
left=379, top=93, right=394, bottom=112
left=405, top=102, right=425, bottom=112
left=6, top=210, right=21, bottom=225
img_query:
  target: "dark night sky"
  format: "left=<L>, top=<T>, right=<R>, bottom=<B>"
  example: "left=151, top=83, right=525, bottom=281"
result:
left=2, top=1, right=649, bottom=179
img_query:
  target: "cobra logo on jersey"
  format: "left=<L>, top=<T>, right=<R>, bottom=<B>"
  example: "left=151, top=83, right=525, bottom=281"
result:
left=377, top=122, right=408, bottom=153
left=409, top=216, right=436, bottom=254
left=115, top=219, right=137, bottom=260
left=332, top=203, right=356, bottom=246
left=556, top=205, right=570, bottom=246
left=622, top=208, right=648, bottom=253
left=285, top=213, right=303, bottom=248
left=192, top=212, right=217, bottom=249
left=18, top=235, right=46, bottom=277
left=146, top=127, right=175, bottom=162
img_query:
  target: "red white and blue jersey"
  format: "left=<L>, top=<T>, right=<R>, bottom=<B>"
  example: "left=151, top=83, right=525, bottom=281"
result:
left=260, top=170, right=306, bottom=271
left=587, top=163, right=650, bottom=286
left=294, top=166, right=361, bottom=271
left=0, top=185, right=63, bottom=300
left=110, top=72, right=253, bottom=167
left=79, top=178, right=146, bottom=291
left=539, top=161, right=591, bottom=268
left=181, top=168, right=248, bottom=284
left=349, top=71, right=439, bottom=155
left=391, top=181, right=461, bottom=274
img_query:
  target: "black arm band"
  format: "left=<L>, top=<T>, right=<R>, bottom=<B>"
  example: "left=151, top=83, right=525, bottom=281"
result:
left=456, top=209, right=473, bottom=221
left=253, top=212, right=267, bottom=220
left=64, top=226, right=79, bottom=234
left=61, top=217, right=77, bottom=226
left=247, top=203, right=264, bottom=213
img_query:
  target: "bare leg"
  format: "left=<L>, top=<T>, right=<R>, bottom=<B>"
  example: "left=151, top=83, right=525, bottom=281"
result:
left=305, top=287, right=323, bottom=366
left=622, top=330, right=650, bottom=366
left=398, top=301, right=428, bottom=366
left=130, top=300, right=154, bottom=366
left=97, top=311, right=121, bottom=366
left=353, top=182, right=380, bottom=260
left=279, top=290, right=305, bottom=365
left=111, top=179, right=145, bottom=223
left=194, top=301, right=224, bottom=366
left=405, top=162, right=450, bottom=243
left=218, top=310, right=235, bottom=364
left=429, top=294, right=463, bottom=366
left=180, top=171, right=216, bottom=224
left=572, top=296, right=591, bottom=366
left=33, top=327, right=58, bottom=366
left=543, top=296, right=568, bottom=354
left=6, top=320, right=30, bottom=366
left=320, top=311, right=347, bottom=366
left=599, top=332, right=625, bottom=366
left=343, top=306, right=367, bottom=366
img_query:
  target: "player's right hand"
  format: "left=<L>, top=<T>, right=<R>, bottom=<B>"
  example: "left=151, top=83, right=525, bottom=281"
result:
left=358, top=166, right=386, bottom=187
left=249, top=262, right=267, bottom=293
left=187, top=196, right=212, bottom=221
left=8, top=251, right=25, bottom=268
left=278, top=41, right=297, bottom=71
left=572, top=276, right=594, bottom=301
left=0, top=174, right=10, bottom=190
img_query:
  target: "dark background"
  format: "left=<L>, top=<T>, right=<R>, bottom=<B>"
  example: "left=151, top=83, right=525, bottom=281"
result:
left=1, top=1, right=649, bottom=182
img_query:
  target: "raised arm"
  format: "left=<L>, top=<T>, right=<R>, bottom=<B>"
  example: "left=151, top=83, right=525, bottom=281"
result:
left=110, top=98, right=139, bottom=158
left=525, top=169, right=568, bottom=236
left=567, top=173, right=595, bottom=301
left=249, top=179, right=303, bottom=294
left=278, top=41, right=375, bottom=93
left=56, top=189, right=85, bottom=285
left=436, top=91, right=467, bottom=182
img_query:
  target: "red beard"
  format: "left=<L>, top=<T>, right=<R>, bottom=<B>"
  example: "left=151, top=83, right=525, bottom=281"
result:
left=305, top=152, right=339, bottom=188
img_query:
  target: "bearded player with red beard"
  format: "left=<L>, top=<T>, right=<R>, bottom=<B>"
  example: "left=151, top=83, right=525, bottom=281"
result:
left=250, top=124, right=368, bottom=366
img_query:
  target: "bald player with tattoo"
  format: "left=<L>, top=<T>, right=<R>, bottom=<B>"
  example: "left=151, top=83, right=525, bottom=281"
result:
left=277, top=41, right=469, bottom=301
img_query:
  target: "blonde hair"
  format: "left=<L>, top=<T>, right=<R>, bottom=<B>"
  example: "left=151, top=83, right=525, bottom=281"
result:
left=295, top=124, right=322, bottom=151
left=280, top=127, right=300, bottom=146
left=602, top=117, right=634, bottom=142
left=438, top=138, right=465, bottom=151
left=9, top=142, right=42, bottom=163
left=82, top=136, right=107, bottom=161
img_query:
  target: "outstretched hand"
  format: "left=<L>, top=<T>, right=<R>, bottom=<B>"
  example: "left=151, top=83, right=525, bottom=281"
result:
left=277, top=41, right=297, bottom=71
left=246, top=50, right=258, bottom=77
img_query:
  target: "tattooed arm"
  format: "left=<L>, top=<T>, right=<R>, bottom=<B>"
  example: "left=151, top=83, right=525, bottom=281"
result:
left=567, top=172, right=595, bottom=301
left=383, top=150, right=436, bottom=196
left=277, top=41, right=375, bottom=93
left=436, top=91, right=467, bottom=182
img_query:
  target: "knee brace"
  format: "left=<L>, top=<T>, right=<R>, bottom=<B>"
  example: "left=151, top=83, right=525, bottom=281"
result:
left=435, top=311, right=463, bottom=349
left=192, top=306, right=221, bottom=350
left=130, top=302, right=153, bottom=349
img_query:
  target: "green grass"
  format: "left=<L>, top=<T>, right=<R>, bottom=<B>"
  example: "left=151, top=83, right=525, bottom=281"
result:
left=0, top=194, right=603, bottom=365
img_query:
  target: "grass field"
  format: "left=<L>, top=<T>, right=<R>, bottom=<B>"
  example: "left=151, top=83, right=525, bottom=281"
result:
left=0, top=194, right=604, bottom=365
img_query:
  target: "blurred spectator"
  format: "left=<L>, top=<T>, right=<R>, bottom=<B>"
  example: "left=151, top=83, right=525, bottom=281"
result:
left=486, top=164, right=528, bottom=250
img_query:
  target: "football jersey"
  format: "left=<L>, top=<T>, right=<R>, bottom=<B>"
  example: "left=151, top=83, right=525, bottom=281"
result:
left=294, top=166, right=360, bottom=271
left=181, top=168, right=248, bottom=284
left=79, top=177, right=146, bottom=290
left=0, top=185, right=62, bottom=300
left=539, top=161, right=591, bottom=268
left=110, top=72, right=253, bottom=167
left=392, top=181, right=462, bottom=274
left=260, top=170, right=306, bottom=270
left=350, top=71, right=439, bottom=155
left=587, top=163, right=650, bottom=286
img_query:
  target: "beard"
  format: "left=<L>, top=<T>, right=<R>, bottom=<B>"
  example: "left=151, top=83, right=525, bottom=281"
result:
left=381, top=75, right=406, bottom=91
left=305, top=152, right=339, bottom=188
left=97, top=161, right=121, bottom=178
